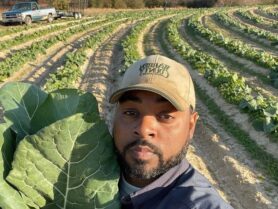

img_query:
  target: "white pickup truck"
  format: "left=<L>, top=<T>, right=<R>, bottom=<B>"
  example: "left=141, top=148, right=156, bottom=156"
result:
left=1, top=2, right=57, bottom=25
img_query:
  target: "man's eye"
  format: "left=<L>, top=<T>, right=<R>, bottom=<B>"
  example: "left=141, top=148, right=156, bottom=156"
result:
left=123, top=111, right=138, bottom=117
left=159, top=114, right=174, bottom=121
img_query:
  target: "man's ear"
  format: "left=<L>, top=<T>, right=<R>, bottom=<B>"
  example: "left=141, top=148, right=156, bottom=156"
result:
left=189, top=111, right=199, bottom=140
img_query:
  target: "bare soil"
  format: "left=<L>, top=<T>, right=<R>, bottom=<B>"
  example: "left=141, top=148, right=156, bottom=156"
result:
left=78, top=23, right=133, bottom=132
left=137, top=15, right=175, bottom=57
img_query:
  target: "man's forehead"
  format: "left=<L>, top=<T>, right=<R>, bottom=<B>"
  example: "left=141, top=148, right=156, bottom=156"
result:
left=118, top=90, right=169, bottom=104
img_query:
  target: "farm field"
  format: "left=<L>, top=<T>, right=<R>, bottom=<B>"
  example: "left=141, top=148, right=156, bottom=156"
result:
left=0, top=5, right=278, bottom=209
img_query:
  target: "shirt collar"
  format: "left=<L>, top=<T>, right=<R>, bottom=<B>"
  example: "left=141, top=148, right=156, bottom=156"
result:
left=120, top=174, right=141, bottom=197
left=121, top=159, right=190, bottom=205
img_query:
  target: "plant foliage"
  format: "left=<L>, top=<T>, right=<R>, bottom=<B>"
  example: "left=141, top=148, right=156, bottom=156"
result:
left=0, top=82, right=120, bottom=209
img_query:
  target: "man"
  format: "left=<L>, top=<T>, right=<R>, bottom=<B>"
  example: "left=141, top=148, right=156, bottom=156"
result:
left=109, top=55, right=234, bottom=209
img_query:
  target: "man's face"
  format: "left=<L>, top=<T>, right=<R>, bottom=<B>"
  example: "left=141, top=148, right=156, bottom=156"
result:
left=113, top=90, right=198, bottom=186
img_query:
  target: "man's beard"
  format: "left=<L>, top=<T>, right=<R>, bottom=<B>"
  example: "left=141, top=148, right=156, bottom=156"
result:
left=115, top=139, right=189, bottom=180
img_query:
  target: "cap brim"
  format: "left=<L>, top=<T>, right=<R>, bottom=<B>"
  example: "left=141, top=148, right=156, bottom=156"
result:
left=109, top=84, right=186, bottom=111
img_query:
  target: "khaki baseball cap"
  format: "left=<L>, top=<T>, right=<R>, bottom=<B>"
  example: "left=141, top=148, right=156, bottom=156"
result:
left=109, top=55, right=196, bottom=111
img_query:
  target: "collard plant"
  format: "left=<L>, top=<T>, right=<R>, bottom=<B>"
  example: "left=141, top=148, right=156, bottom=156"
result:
left=0, top=82, right=120, bottom=209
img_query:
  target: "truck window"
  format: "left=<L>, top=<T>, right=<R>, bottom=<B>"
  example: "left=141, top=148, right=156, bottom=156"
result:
left=32, top=3, right=38, bottom=10
left=12, top=3, right=31, bottom=11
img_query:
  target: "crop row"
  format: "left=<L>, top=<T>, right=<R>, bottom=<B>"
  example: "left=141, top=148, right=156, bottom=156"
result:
left=236, top=9, right=278, bottom=29
left=236, top=9, right=264, bottom=23
left=120, top=18, right=154, bottom=74
left=44, top=10, right=175, bottom=90
left=0, top=17, right=75, bottom=37
left=44, top=20, right=126, bottom=91
left=0, top=17, right=122, bottom=82
left=0, top=17, right=103, bottom=51
left=187, top=12, right=278, bottom=87
left=120, top=10, right=180, bottom=74
left=166, top=16, right=278, bottom=135
left=215, top=11, right=278, bottom=44
left=258, top=6, right=278, bottom=18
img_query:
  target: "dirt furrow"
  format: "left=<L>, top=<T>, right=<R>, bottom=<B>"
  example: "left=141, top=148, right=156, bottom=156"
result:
left=163, top=27, right=278, bottom=160
left=203, top=15, right=278, bottom=56
left=235, top=10, right=278, bottom=34
left=0, top=18, right=103, bottom=60
left=253, top=9, right=278, bottom=22
left=0, top=18, right=90, bottom=42
left=198, top=15, right=271, bottom=76
left=137, top=15, right=174, bottom=57
left=78, top=23, right=132, bottom=131
left=141, top=19, right=278, bottom=209
left=0, top=21, right=117, bottom=88
left=181, top=18, right=278, bottom=100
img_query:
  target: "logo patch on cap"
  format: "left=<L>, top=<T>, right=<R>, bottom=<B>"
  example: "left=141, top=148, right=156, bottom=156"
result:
left=139, top=63, right=170, bottom=78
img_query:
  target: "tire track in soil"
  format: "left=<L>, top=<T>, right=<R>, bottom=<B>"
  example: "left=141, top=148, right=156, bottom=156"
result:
left=141, top=19, right=278, bottom=209
left=181, top=18, right=278, bottom=100
left=78, top=23, right=132, bottom=132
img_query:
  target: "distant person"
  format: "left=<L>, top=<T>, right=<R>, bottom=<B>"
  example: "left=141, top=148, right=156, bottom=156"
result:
left=109, top=55, right=234, bottom=209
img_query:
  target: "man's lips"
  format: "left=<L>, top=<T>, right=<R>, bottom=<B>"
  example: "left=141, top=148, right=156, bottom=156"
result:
left=129, top=146, right=155, bottom=159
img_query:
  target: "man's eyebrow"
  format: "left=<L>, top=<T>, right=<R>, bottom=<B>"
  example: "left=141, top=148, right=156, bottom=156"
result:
left=156, top=97, right=168, bottom=103
left=119, top=94, right=142, bottom=103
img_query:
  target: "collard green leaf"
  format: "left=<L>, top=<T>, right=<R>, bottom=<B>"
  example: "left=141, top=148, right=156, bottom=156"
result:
left=31, top=89, right=99, bottom=133
left=7, top=113, right=120, bottom=209
left=263, top=105, right=278, bottom=117
left=0, top=124, right=14, bottom=178
left=0, top=123, right=30, bottom=209
left=0, top=82, right=48, bottom=142
left=252, top=117, right=265, bottom=131
left=0, top=82, right=99, bottom=142
left=264, top=117, right=278, bottom=133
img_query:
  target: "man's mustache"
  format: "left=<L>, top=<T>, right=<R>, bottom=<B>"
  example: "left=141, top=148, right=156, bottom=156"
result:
left=123, top=139, right=162, bottom=157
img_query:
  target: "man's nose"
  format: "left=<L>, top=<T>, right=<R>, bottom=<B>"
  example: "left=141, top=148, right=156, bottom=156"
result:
left=134, top=115, right=157, bottom=138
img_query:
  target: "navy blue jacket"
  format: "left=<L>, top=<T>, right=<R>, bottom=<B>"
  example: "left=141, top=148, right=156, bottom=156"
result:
left=120, top=160, right=234, bottom=209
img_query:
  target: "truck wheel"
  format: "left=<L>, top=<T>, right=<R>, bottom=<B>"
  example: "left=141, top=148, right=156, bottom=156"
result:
left=25, top=16, right=32, bottom=25
left=47, top=14, right=54, bottom=23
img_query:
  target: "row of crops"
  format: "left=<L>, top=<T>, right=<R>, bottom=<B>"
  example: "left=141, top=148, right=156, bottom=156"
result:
left=0, top=5, right=277, bottom=153
left=0, top=8, right=277, bottom=142
left=0, top=5, right=278, bottom=208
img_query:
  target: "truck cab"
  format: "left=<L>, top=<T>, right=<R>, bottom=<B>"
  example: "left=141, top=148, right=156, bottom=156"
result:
left=2, top=2, right=57, bottom=25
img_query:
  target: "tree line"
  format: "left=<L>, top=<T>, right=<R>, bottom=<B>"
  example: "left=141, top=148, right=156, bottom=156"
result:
left=63, top=0, right=278, bottom=8
left=1, top=0, right=277, bottom=8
